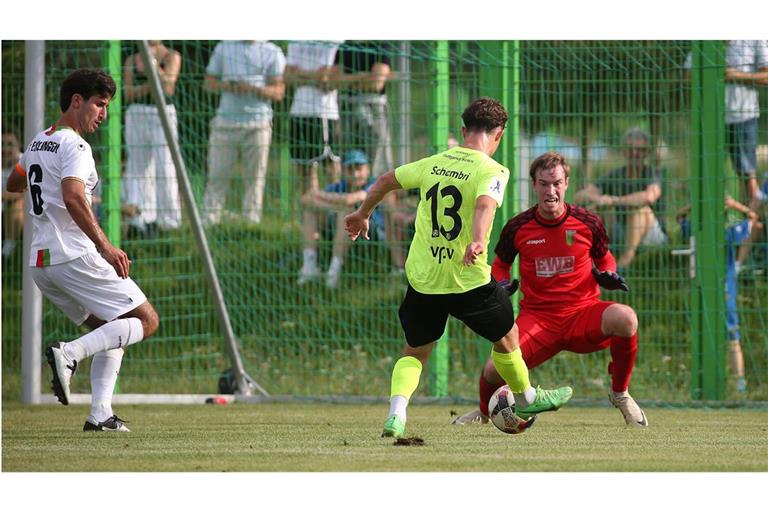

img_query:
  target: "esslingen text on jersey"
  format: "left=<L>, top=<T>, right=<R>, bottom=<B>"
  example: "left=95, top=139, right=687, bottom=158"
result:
left=28, top=140, right=61, bottom=153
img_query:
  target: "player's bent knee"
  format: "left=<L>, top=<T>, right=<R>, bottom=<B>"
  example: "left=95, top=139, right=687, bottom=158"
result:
left=604, top=304, right=637, bottom=337
left=494, top=324, right=520, bottom=352
left=125, top=301, right=160, bottom=339
left=143, top=304, right=160, bottom=338
left=402, top=343, right=433, bottom=365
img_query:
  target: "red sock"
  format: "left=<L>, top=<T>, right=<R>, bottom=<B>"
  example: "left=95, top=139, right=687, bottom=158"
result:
left=479, top=370, right=504, bottom=416
left=608, top=332, right=638, bottom=392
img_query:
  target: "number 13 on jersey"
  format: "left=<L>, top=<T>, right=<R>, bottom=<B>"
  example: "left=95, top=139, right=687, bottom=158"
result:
left=426, top=182, right=463, bottom=241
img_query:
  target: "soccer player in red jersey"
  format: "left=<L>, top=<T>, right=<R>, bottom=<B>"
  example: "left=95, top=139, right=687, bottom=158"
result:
left=454, top=151, right=648, bottom=427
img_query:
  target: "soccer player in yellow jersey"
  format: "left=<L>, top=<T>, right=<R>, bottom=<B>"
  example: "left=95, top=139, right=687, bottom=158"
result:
left=344, top=97, right=573, bottom=437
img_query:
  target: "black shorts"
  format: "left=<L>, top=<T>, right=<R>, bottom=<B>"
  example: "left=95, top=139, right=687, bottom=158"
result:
left=289, top=116, right=339, bottom=164
left=398, top=279, right=515, bottom=347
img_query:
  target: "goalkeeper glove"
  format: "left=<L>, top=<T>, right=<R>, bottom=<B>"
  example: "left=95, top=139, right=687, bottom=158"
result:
left=498, top=278, right=519, bottom=296
left=591, top=267, right=629, bottom=292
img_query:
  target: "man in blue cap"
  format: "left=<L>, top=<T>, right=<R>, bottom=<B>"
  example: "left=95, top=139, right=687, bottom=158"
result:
left=298, top=149, right=382, bottom=288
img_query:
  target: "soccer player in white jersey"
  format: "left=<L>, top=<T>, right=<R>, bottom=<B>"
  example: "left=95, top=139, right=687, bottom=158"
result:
left=6, top=69, right=160, bottom=432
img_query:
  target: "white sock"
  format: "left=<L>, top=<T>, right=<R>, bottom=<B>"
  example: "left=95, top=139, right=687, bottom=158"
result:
left=328, top=256, right=343, bottom=274
left=89, top=348, right=124, bottom=422
left=64, top=318, right=144, bottom=362
left=513, top=386, right=538, bottom=408
left=388, top=395, right=409, bottom=421
left=302, top=249, right=317, bottom=270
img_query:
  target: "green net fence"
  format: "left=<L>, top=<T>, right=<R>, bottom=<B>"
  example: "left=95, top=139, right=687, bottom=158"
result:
left=2, top=40, right=766, bottom=402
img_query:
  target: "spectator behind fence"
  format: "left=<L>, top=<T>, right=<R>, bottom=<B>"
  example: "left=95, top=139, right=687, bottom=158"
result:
left=285, top=40, right=343, bottom=196
left=336, top=41, right=409, bottom=274
left=122, top=41, right=183, bottom=239
left=297, top=150, right=382, bottom=289
left=724, top=41, right=768, bottom=271
left=684, top=41, right=768, bottom=207
left=202, top=40, right=286, bottom=226
left=2, top=132, right=24, bottom=262
left=336, top=40, right=394, bottom=179
left=678, top=195, right=762, bottom=393
left=574, top=126, right=667, bottom=270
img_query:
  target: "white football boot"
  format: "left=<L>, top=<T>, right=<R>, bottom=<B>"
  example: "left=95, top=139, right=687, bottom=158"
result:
left=45, top=343, right=77, bottom=406
left=451, top=408, right=490, bottom=425
left=609, top=390, right=648, bottom=427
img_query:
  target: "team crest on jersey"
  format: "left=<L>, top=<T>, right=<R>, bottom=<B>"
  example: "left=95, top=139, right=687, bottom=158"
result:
left=565, top=229, right=576, bottom=246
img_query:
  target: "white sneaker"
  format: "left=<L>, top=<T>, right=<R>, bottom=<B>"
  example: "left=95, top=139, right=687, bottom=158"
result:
left=451, top=408, right=490, bottom=425
left=297, top=264, right=320, bottom=286
left=609, top=390, right=648, bottom=427
left=325, top=268, right=341, bottom=289
left=84, top=414, right=130, bottom=432
left=45, top=343, right=77, bottom=406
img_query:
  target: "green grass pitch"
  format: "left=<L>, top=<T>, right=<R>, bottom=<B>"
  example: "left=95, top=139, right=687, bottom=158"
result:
left=3, top=402, right=767, bottom=472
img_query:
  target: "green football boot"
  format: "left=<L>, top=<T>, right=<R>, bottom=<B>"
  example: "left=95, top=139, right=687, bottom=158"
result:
left=516, top=386, right=573, bottom=420
left=381, top=414, right=406, bottom=438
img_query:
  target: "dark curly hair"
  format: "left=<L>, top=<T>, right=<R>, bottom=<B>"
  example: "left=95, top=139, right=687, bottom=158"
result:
left=461, top=97, right=508, bottom=133
left=59, top=69, right=116, bottom=112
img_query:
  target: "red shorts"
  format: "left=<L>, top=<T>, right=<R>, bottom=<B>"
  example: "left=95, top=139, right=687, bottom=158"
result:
left=517, top=301, right=615, bottom=369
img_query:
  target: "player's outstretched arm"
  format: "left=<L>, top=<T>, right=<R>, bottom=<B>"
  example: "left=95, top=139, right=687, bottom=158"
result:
left=62, top=178, right=131, bottom=279
left=344, top=170, right=401, bottom=241
left=463, top=195, right=497, bottom=265
left=6, top=164, right=27, bottom=193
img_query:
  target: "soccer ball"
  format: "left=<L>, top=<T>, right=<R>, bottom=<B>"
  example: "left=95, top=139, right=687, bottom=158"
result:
left=488, top=385, right=537, bottom=435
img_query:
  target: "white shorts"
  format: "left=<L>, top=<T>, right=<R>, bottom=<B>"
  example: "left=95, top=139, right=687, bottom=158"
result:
left=31, top=252, right=148, bottom=325
left=641, top=217, right=669, bottom=246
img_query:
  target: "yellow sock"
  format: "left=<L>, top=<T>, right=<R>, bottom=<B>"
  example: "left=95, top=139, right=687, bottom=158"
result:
left=390, top=356, right=423, bottom=399
left=491, top=348, right=531, bottom=393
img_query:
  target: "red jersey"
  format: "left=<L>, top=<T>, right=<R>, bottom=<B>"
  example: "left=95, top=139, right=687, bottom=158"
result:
left=493, top=204, right=616, bottom=313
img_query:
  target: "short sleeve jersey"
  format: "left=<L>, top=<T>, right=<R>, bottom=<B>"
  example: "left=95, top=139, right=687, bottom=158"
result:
left=395, top=146, right=508, bottom=294
left=206, top=40, right=287, bottom=126
left=18, top=126, right=99, bottom=267
left=596, top=165, right=666, bottom=231
left=724, top=40, right=768, bottom=123
left=684, top=40, right=768, bottom=123
left=286, top=40, right=342, bottom=119
left=495, top=204, right=610, bottom=313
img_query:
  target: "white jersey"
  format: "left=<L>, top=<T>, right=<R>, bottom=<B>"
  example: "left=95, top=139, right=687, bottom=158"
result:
left=684, top=40, right=768, bottom=123
left=206, top=40, right=287, bottom=127
left=18, top=126, right=99, bottom=267
left=286, top=40, right=342, bottom=119
left=724, top=40, right=768, bottom=124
